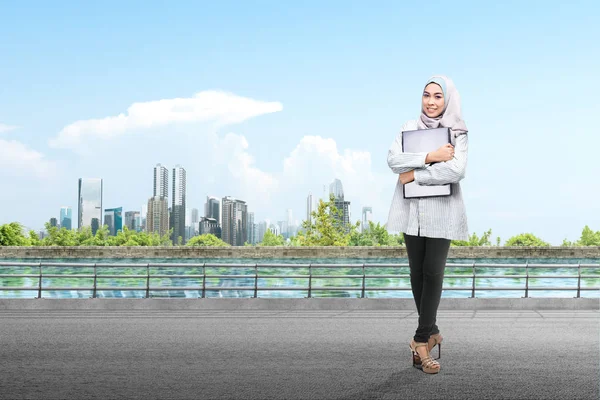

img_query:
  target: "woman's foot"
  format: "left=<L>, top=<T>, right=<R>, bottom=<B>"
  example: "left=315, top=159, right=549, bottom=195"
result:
left=409, top=339, right=440, bottom=374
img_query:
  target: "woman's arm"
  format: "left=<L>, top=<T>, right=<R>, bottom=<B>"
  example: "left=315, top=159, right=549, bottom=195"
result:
left=387, top=129, right=431, bottom=174
left=413, top=134, right=468, bottom=185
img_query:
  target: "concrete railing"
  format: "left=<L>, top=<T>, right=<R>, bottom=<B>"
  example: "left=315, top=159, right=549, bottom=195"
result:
left=1, top=246, right=599, bottom=259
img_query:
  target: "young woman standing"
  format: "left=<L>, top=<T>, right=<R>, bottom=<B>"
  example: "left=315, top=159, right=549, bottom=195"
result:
left=386, top=75, right=469, bottom=374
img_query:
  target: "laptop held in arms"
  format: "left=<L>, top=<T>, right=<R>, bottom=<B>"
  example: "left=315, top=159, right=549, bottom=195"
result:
left=401, top=127, right=452, bottom=199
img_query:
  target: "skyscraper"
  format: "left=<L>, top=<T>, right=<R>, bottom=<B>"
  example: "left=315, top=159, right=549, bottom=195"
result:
left=104, top=207, right=123, bottom=236
left=60, top=207, right=72, bottom=230
left=362, top=207, right=373, bottom=233
left=147, top=197, right=169, bottom=236
left=153, top=164, right=168, bottom=198
left=221, top=196, right=247, bottom=246
left=125, top=211, right=141, bottom=232
left=329, top=178, right=344, bottom=200
left=306, top=192, right=314, bottom=225
left=78, top=178, right=103, bottom=235
left=170, top=165, right=186, bottom=244
left=147, top=165, right=169, bottom=237
left=247, top=212, right=255, bottom=245
left=329, top=178, right=351, bottom=231
left=205, top=196, right=220, bottom=221
left=49, top=218, right=57, bottom=228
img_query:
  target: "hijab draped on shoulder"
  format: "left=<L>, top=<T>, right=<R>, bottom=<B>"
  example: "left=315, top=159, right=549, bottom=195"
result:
left=417, top=75, right=468, bottom=145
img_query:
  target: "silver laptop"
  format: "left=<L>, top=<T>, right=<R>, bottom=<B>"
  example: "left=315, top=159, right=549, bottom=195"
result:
left=401, top=127, right=452, bottom=199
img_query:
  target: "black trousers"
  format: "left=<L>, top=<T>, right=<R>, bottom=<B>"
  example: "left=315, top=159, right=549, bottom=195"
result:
left=403, top=232, right=451, bottom=343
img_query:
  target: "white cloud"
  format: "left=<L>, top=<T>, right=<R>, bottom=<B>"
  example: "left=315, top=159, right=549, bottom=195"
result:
left=0, top=139, right=57, bottom=178
left=210, top=132, right=280, bottom=211
left=48, top=90, right=283, bottom=149
left=206, top=133, right=392, bottom=225
left=0, top=123, right=19, bottom=133
left=279, top=135, right=391, bottom=223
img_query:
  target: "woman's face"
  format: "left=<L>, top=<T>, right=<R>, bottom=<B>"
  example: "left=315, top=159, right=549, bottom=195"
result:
left=422, top=83, right=445, bottom=118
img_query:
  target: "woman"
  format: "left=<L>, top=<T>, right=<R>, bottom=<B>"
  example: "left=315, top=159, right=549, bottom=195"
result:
left=386, top=75, right=469, bottom=374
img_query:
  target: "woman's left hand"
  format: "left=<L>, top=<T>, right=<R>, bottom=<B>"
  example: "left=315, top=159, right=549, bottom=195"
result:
left=399, top=170, right=415, bottom=184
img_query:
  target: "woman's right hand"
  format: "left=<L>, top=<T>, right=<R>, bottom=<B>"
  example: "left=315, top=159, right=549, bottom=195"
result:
left=431, top=144, right=455, bottom=162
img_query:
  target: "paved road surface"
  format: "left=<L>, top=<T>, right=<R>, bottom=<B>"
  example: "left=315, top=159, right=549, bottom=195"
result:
left=0, top=310, right=598, bottom=399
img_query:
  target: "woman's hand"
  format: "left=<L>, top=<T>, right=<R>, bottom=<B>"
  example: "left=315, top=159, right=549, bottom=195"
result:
left=429, top=144, right=455, bottom=162
left=399, top=170, right=415, bottom=184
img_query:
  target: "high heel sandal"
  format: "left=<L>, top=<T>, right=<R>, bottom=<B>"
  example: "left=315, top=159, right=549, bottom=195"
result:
left=413, top=333, right=443, bottom=367
left=409, top=339, right=440, bottom=374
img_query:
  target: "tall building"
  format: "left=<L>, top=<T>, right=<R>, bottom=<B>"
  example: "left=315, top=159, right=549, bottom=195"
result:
left=247, top=212, right=256, bottom=245
left=221, top=196, right=247, bottom=246
left=199, top=217, right=221, bottom=238
left=147, top=197, right=169, bottom=236
left=153, top=164, right=168, bottom=198
left=60, top=207, right=72, bottom=230
left=329, top=178, right=344, bottom=200
left=205, top=196, right=220, bottom=221
left=49, top=218, right=57, bottom=228
left=140, top=204, right=147, bottom=231
left=170, top=165, right=186, bottom=244
left=257, top=221, right=267, bottom=243
left=306, top=192, right=314, bottom=225
left=362, top=207, right=373, bottom=233
left=104, top=207, right=123, bottom=236
left=78, top=178, right=103, bottom=235
left=191, top=208, right=199, bottom=225
left=125, top=211, right=141, bottom=232
left=329, top=178, right=351, bottom=231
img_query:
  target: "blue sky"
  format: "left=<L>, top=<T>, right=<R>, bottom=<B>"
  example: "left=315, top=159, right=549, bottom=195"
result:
left=1, top=0, right=598, bottom=245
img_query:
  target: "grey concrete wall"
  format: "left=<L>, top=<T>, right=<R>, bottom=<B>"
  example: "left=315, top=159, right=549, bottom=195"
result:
left=0, top=298, right=598, bottom=310
left=1, top=246, right=599, bottom=259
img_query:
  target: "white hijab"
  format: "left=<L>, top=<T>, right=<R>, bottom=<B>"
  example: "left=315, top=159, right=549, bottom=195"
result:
left=417, top=75, right=468, bottom=145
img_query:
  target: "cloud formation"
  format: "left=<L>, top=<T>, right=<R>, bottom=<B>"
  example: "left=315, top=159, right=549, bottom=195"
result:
left=0, top=139, right=57, bottom=178
left=48, top=90, right=284, bottom=149
left=0, top=123, right=19, bottom=133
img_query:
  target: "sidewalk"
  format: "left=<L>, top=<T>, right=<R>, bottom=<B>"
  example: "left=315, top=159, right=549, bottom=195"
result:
left=0, top=309, right=598, bottom=399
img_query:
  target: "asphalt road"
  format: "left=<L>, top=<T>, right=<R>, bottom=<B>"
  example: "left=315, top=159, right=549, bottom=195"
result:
left=0, top=309, right=598, bottom=400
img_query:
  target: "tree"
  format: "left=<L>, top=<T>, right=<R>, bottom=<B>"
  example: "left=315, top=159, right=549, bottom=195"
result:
left=576, top=225, right=600, bottom=246
left=257, top=230, right=285, bottom=246
left=41, top=223, right=78, bottom=246
left=504, top=233, right=550, bottom=247
left=451, top=229, right=493, bottom=246
left=298, top=194, right=360, bottom=246
left=348, top=221, right=405, bottom=246
left=0, top=222, right=31, bottom=246
left=186, top=234, right=230, bottom=247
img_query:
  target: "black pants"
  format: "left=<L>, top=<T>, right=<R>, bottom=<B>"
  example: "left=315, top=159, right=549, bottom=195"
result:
left=403, top=232, right=451, bottom=343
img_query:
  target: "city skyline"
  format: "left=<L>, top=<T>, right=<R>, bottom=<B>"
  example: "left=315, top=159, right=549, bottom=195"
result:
left=1, top=2, right=599, bottom=245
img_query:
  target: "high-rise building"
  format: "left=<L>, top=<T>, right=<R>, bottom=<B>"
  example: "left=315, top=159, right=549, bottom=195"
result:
left=329, top=178, right=351, bottom=232
left=247, top=212, right=256, bottom=245
left=257, top=221, right=267, bottom=243
left=191, top=208, right=199, bottom=224
left=153, top=164, right=168, bottom=198
left=125, top=211, right=141, bottom=232
left=221, top=196, right=247, bottom=246
left=170, top=165, right=186, bottom=244
left=91, top=218, right=100, bottom=235
left=199, top=217, right=221, bottom=238
left=362, top=207, right=373, bottom=233
left=60, top=207, right=72, bottom=230
left=104, top=207, right=123, bottom=236
left=147, top=197, right=169, bottom=236
left=306, top=193, right=314, bottom=225
left=205, top=196, right=220, bottom=221
left=49, top=218, right=58, bottom=228
left=78, top=178, right=103, bottom=235
left=140, top=204, right=147, bottom=231
left=329, top=178, right=344, bottom=200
